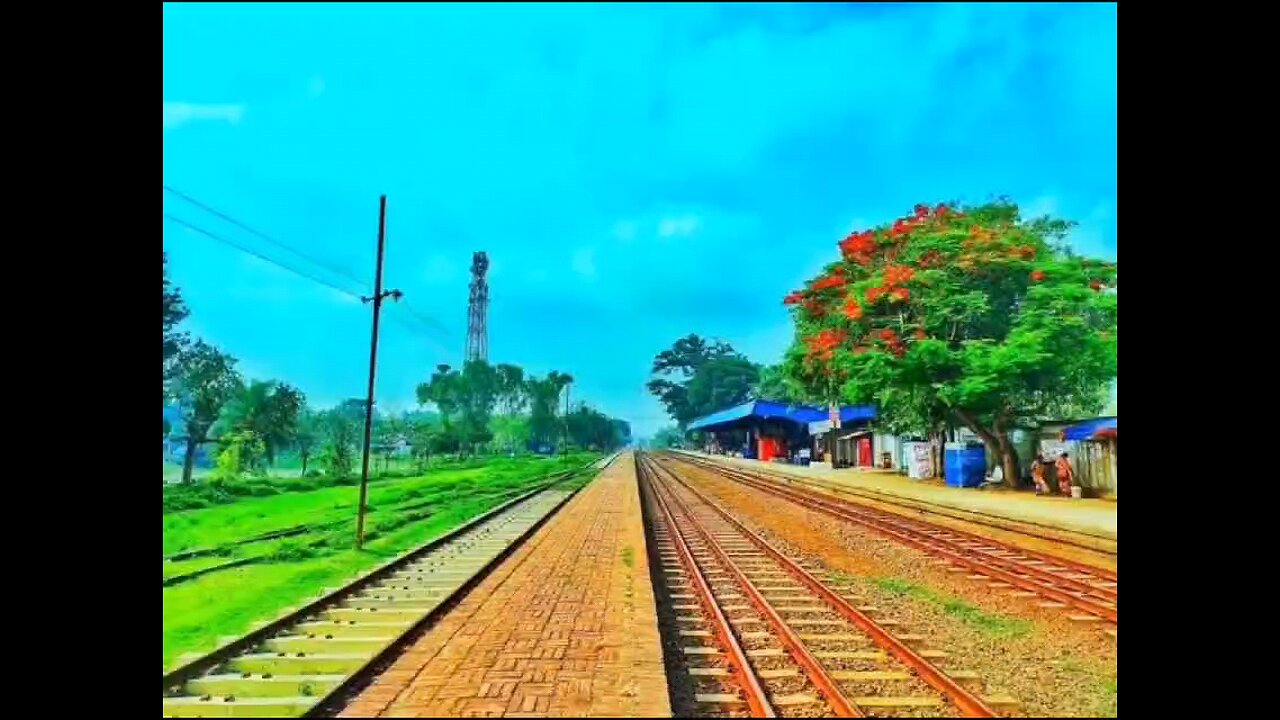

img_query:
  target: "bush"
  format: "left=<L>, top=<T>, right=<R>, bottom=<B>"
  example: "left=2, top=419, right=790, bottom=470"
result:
left=268, top=539, right=319, bottom=562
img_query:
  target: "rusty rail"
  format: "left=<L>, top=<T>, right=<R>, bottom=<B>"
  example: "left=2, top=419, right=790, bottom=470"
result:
left=651, top=456, right=999, bottom=718
left=637, top=457, right=776, bottom=718
left=666, top=453, right=1117, bottom=625
left=677, top=452, right=1116, bottom=582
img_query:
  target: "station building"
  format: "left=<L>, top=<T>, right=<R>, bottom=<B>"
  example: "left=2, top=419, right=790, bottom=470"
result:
left=687, top=399, right=878, bottom=468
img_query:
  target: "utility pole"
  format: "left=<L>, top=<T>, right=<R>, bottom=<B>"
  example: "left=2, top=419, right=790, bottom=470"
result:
left=356, top=196, right=402, bottom=550
left=562, top=382, right=571, bottom=456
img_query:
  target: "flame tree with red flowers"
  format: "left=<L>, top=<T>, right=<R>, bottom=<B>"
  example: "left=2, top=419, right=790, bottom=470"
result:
left=779, top=200, right=1116, bottom=487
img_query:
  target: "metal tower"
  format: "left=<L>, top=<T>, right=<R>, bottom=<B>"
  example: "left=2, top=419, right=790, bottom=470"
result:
left=465, top=251, right=489, bottom=363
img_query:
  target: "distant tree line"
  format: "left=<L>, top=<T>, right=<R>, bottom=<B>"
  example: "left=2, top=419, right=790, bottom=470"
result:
left=163, top=252, right=629, bottom=485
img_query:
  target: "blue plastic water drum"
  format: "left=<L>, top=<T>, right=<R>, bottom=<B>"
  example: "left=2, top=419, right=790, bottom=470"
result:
left=944, top=445, right=986, bottom=488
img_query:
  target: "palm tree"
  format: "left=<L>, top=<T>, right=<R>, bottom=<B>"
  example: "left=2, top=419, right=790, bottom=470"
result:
left=218, top=381, right=305, bottom=468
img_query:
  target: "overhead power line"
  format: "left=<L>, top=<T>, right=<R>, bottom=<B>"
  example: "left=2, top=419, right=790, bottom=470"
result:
left=164, top=186, right=456, bottom=346
left=164, top=185, right=370, bottom=292
left=163, top=213, right=366, bottom=301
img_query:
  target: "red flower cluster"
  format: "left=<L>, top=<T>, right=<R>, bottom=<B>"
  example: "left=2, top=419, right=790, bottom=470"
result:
left=883, top=265, right=916, bottom=286
left=888, top=217, right=920, bottom=238
left=1013, top=245, right=1038, bottom=260
left=783, top=291, right=804, bottom=305
left=1090, top=280, right=1104, bottom=291
left=804, top=299, right=827, bottom=317
left=865, top=265, right=915, bottom=305
left=806, top=328, right=848, bottom=361
left=839, top=231, right=878, bottom=264
left=811, top=274, right=848, bottom=291
left=874, top=327, right=906, bottom=357
left=843, top=298, right=863, bottom=320
left=913, top=328, right=928, bottom=340
left=1030, top=270, right=1045, bottom=282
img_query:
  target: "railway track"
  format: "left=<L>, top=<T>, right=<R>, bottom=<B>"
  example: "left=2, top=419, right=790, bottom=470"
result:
left=638, top=452, right=1007, bottom=718
left=662, top=453, right=1117, bottom=628
left=161, top=454, right=617, bottom=718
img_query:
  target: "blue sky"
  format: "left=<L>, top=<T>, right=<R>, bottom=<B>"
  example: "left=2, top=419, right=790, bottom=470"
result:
left=162, top=2, right=1117, bottom=438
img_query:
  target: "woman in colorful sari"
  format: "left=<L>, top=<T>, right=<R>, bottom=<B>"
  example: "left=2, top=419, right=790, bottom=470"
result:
left=1056, top=452, right=1075, bottom=497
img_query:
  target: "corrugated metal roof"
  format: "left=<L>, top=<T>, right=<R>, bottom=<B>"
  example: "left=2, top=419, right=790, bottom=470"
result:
left=1062, top=416, right=1117, bottom=441
left=687, top=400, right=876, bottom=432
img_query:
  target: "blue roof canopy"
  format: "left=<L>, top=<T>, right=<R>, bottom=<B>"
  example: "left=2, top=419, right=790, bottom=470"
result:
left=687, top=400, right=876, bottom=432
left=1062, top=416, right=1117, bottom=441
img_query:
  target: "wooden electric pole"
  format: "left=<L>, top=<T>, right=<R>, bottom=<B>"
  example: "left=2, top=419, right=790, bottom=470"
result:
left=561, top=383, right=570, bottom=456
left=356, top=195, right=402, bottom=550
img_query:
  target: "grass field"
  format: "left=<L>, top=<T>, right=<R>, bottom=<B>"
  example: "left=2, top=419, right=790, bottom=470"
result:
left=161, top=452, right=599, bottom=670
left=162, top=452, right=422, bottom=484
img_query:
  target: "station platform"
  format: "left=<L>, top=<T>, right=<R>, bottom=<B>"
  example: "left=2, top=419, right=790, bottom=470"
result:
left=674, top=450, right=1117, bottom=543
left=340, top=452, right=670, bottom=718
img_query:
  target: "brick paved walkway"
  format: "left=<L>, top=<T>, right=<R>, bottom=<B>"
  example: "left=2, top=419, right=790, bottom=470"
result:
left=341, top=453, right=671, bottom=718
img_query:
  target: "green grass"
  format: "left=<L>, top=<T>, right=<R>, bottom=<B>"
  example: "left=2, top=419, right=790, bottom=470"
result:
left=1100, top=678, right=1117, bottom=716
left=162, top=455, right=591, bottom=555
left=872, top=577, right=1034, bottom=640
left=162, top=452, right=599, bottom=669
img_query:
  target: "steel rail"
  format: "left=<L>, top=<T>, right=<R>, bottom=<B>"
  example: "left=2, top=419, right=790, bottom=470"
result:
left=636, top=456, right=777, bottom=718
left=674, top=452, right=1118, bottom=582
left=674, top=451, right=1117, bottom=558
left=651, top=456, right=999, bottom=718
left=642, top=454, right=863, bottom=717
left=684, top=458, right=1117, bottom=603
left=163, top=457, right=604, bottom=708
left=663, top=454, right=1117, bottom=624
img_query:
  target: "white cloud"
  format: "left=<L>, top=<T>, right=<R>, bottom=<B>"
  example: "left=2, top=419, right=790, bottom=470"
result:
left=657, top=215, right=700, bottom=239
left=571, top=247, right=597, bottom=279
left=163, top=101, right=245, bottom=129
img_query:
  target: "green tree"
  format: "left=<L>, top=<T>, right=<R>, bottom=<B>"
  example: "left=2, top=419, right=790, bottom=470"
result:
left=491, top=414, right=531, bottom=456
left=651, top=426, right=686, bottom=449
left=214, top=429, right=267, bottom=479
left=163, top=251, right=190, bottom=387
left=781, top=200, right=1117, bottom=486
left=319, top=400, right=365, bottom=478
left=524, top=371, right=573, bottom=449
left=294, top=408, right=321, bottom=476
left=494, top=363, right=528, bottom=415
left=417, top=362, right=500, bottom=456
left=169, top=340, right=242, bottom=484
left=647, top=335, right=759, bottom=428
left=611, top=419, right=632, bottom=448
left=754, top=363, right=819, bottom=404
left=218, top=380, right=304, bottom=466
left=570, top=404, right=631, bottom=450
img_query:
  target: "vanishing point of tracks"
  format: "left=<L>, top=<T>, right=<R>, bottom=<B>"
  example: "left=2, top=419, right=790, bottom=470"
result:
left=638, top=452, right=1005, bottom=718
left=161, top=456, right=616, bottom=718
left=663, top=453, right=1117, bottom=629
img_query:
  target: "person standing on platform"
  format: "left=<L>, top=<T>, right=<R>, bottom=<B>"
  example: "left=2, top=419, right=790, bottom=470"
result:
left=1030, top=454, right=1049, bottom=495
left=1056, top=452, right=1075, bottom=497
